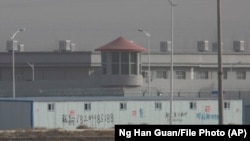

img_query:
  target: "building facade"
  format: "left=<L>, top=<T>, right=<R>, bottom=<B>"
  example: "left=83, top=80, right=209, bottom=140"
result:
left=0, top=36, right=249, bottom=124
left=0, top=41, right=250, bottom=97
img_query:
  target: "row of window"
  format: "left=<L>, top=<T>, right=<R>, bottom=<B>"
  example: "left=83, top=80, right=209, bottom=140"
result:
left=150, top=70, right=247, bottom=80
left=102, top=52, right=139, bottom=75
left=48, top=103, right=92, bottom=112
left=189, top=101, right=230, bottom=110
left=47, top=101, right=231, bottom=112
left=13, top=69, right=246, bottom=81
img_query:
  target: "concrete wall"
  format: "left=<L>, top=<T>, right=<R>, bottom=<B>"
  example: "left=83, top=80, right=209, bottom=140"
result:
left=245, top=105, right=250, bottom=124
left=100, top=75, right=143, bottom=87
left=0, top=51, right=94, bottom=81
left=0, top=66, right=94, bottom=81
left=0, top=52, right=92, bottom=64
left=1, top=52, right=250, bottom=93
left=143, top=53, right=250, bottom=66
left=32, top=99, right=242, bottom=130
left=0, top=101, right=32, bottom=130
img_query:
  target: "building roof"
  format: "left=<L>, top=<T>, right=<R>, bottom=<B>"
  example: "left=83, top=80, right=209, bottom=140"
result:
left=95, top=36, right=146, bottom=52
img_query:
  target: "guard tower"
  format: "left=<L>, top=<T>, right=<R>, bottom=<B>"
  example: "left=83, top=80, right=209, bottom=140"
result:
left=95, top=36, right=146, bottom=87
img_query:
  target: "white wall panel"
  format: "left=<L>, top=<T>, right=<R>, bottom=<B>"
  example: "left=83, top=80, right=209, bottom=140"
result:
left=33, top=99, right=243, bottom=130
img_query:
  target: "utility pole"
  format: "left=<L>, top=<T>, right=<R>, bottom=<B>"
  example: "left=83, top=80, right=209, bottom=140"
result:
left=217, top=0, right=224, bottom=125
left=168, top=0, right=177, bottom=125
left=138, top=28, right=151, bottom=96
left=10, top=28, right=26, bottom=98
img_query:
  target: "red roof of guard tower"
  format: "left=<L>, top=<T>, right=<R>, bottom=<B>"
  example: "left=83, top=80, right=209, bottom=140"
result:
left=95, top=36, right=146, bottom=52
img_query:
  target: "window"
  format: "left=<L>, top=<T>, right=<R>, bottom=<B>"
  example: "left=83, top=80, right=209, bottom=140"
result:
left=139, top=54, right=142, bottom=75
left=142, top=71, right=148, bottom=78
left=196, top=71, right=208, bottom=79
left=156, top=70, right=167, bottom=79
left=111, top=52, right=119, bottom=63
left=121, top=52, right=129, bottom=63
left=155, top=102, right=162, bottom=110
left=236, top=71, right=246, bottom=80
left=102, top=65, right=107, bottom=74
left=121, top=64, right=129, bottom=74
left=101, top=52, right=107, bottom=63
left=223, top=70, right=228, bottom=80
left=130, top=64, right=137, bottom=75
left=130, top=52, right=137, bottom=62
left=112, top=52, right=120, bottom=74
left=120, top=102, right=127, bottom=111
left=224, top=102, right=230, bottom=110
left=139, top=64, right=142, bottom=75
left=101, top=52, right=107, bottom=74
left=48, top=103, right=55, bottom=112
left=176, top=71, right=186, bottom=79
left=110, top=52, right=138, bottom=75
left=130, top=52, right=137, bottom=75
left=189, top=102, right=196, bottom=110
left=112, top=64, right=119, bottom=74
left=84, top=103, right=91, bottom=111
left=16, top=71, right=24, bottom=81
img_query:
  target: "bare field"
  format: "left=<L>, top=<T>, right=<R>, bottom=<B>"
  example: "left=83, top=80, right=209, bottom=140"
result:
left=0, top=128, right=115, bottom=141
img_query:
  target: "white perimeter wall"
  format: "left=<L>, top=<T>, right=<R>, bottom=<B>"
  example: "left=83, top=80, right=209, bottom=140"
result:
left=33, top=100, right=243, bottom=130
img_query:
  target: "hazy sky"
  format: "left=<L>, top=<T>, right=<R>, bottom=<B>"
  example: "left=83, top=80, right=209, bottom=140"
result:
left=0, top=0, right=249, bottom=52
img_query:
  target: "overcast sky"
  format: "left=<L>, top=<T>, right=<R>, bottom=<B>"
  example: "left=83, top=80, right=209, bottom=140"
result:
left=0, top=0, right=249, bottom=52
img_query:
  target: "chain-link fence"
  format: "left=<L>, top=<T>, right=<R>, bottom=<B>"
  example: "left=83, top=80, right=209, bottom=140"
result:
left=0, top=88, right=124, bottom=97
left=0, top=87, right=249, bottom=99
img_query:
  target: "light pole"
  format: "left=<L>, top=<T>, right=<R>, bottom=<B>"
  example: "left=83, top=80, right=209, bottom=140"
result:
left=27, top=62, right=35, bottom=81
left=168, top=0, right=177, bottom=125
left=138, top=28, right=151, bottom=96
left=10, top=28, right=26, bottom=98
left=217, top=0, right=223, bottom=125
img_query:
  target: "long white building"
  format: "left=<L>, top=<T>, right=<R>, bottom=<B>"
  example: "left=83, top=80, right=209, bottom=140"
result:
left=0, top=97, right=243, bottom=130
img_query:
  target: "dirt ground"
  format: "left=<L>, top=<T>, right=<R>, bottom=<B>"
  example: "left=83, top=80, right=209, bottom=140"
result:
left=0, top=128, right=115, bottom=141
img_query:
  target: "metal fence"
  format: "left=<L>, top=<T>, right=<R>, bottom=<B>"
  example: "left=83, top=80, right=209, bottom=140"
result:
left=0, top=88, right=124, bottom=97
left=0, top=87, right=249, bottom=99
